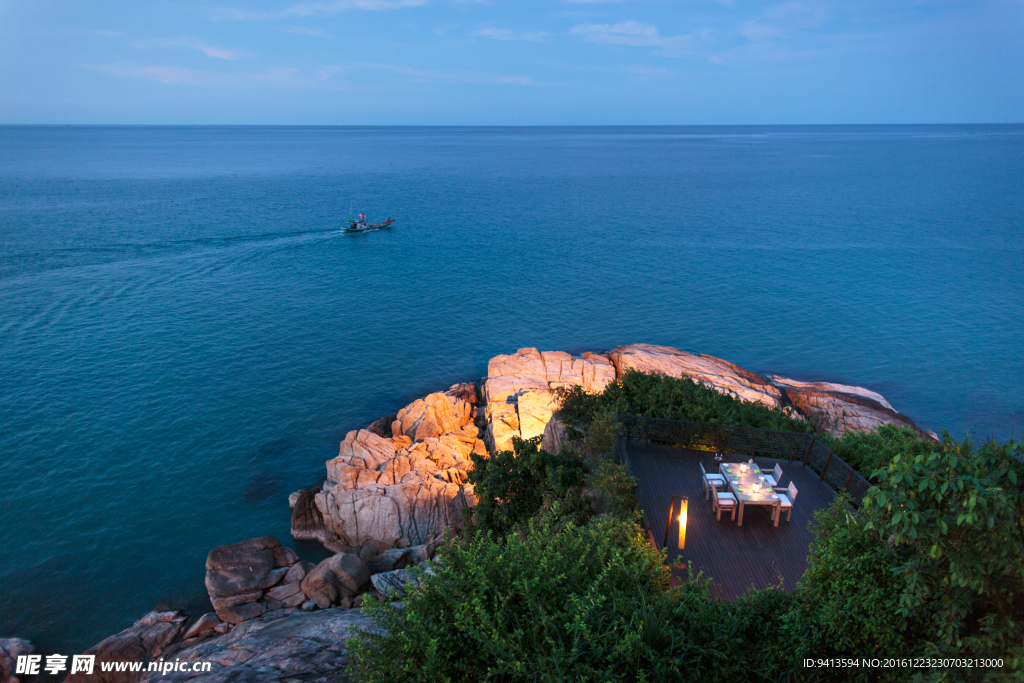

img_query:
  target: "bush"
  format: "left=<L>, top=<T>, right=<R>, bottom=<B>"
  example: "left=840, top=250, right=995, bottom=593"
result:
left=792, top=497, right=924, bottom=672
left=822, top=423, right=936, bottom=477
left=467, top=435, right=589, bottom=535
left=556, top=370, right=812, bottom=435
left=348, top=514, right=672, bottom=683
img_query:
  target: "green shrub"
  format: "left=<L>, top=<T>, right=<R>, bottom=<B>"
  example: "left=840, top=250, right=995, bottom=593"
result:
left=467, top=435, right=589, bottom=535
left=557, top=369, right=812, bottom=437
left=792, top=497, right=924, bottom=669
left=348, top=514, right=672, bottom=683
left=863, top=434, right=1024, bottom=674
left=822, top=424, right=936, bottom=478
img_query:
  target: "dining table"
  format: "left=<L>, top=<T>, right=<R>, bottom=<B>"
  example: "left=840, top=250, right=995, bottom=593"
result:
left=719, top=461, right=782, bottom=527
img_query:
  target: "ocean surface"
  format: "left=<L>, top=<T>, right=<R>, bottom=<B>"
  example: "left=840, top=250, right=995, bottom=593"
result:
left=1, top=125, right=1022, bottom=653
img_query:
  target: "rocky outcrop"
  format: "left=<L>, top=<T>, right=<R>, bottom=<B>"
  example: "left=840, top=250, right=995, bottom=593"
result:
left=482, top=348, right=616, bottom=454
left=66, top=611, right=187, bottom=683
left=205, top=537, right=301, bottom=618
left=138, top=607, right=382, bottom=683
left=540, top=416, right=568, bottom=455
left=0, top=639, right=35, bottom=683
left=769, top=376, right=937, bottom=440
left=608, top=344, right=784, bottom=408
left=294, top=384, right=483, bottom=554
left=301, top=554, right=371, bottom=609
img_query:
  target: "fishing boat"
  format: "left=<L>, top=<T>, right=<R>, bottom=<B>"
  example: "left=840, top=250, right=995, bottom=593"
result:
left=344, top=213, right=395, bottom=233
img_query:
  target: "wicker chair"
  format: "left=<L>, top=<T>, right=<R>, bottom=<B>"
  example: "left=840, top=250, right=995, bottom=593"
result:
left=712, top=485, right=737, bottom=522
left=774, top=482, right=798, bottom=523
left=763, top=463, right=784, bottom=487
left=700, top=462, right=727, bottom=500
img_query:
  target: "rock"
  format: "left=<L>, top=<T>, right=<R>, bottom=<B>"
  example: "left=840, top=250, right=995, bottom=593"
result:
left=540, top=415, right=568, bottom=455
left=370, top=568, right=415, bottom=597
left=290, top=487, right=325, bottom=542
left=205, top=537, right=287, bottom=610
left=138, top=607, right=381, bottom=683
left=391, top=384, right=476, bottom=442
left=66, top=610, right=186, bottom=683
left=266, top=600, right=284, bottom=611
left=482, top=348, right=616, bottom=454
left=301, top=600, right=316, bottom=612
left=301, top=554, right=370, bottom=609
left=213, top=622, right=231, bottom=634
left=300, top=427, right=478, bottom=553
left=608, top=344, right=783, bottom=408
left=210, top=589, right=262, bottom=611
left=272, top=546, right=299, bottom=568
left=0, top=639, right=35, bottom=683
left=284, top=560, right=314, bottom=584
left=216, top=601, right=266, bottom=626
left=769, top=376, right=938, bottom=440
left=182, top=614, right=220, bottom=641
left=265, top=582, right=304, bottom=603
left=367, top=415, right=396, bottom=438
left=366, top=535, right=443, bottom=574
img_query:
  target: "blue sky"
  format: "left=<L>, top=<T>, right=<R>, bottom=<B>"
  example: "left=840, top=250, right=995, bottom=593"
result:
left=1, top=0, right=1022, bottom=124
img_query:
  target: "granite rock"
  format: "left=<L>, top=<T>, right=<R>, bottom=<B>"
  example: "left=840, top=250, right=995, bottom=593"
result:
left=66, top=611, right=186, bottom=683
left=482, top=348, right=616, bottom=454
left=182, top=614, right=221, bottom=641
left=0, top=639, right=35, bottom=683
left=300, top=553, right=371, bottom=609
left=138, top=607, right=381, bottom=683
left=769, top=376, right=938, bottom=440
left=216, top=602, right=266, bottom=626
left=608, top=344, right=783, bottom=408
left=204, top=537, right=298, bottom=610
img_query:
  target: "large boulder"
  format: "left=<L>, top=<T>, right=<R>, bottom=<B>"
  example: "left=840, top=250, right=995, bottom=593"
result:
left=608, top=344, right=783, bottom=408
left=0, top=639, right=35, bottom=683
left=138, top=607, right=382, bottom=683
left=540, top=415, right=568, bottom=455
left=66, top=611, right=187, bottom=683
left=482, top=348, right=616, bottom=454
left=204, top=537, right=297, bottom=611
left=769, top=376, right=938, bottom=440
left=294, top=399, right=482, bottom=553
left=392, top=384, right=476, bottom=441
left=300, top=554, right=371, bottom=609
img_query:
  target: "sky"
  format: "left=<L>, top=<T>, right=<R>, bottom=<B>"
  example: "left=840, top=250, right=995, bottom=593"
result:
left=1, top=0, right=1022, bottom=124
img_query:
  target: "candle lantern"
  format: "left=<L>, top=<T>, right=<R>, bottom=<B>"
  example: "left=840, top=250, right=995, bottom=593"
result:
left=752, top=482, right=761, bottom=493
left=740, top=463, right=748, bottom=473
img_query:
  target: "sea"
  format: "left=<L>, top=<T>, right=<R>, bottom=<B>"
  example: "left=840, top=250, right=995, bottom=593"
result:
left=1, top=125, right=1022, bottom=653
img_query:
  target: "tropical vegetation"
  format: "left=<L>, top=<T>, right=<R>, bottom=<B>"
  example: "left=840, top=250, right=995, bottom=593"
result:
left=350, top=371, right=1023, bottom=682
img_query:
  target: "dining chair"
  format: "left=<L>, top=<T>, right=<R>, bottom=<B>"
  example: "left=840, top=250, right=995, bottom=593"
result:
left=700, top=462, right=727, bottom=500
left=712, top=485, right=737, bottom=522
left=763, top=463, right=783, bottom=487
left=774, top=482, right=798, bottom=523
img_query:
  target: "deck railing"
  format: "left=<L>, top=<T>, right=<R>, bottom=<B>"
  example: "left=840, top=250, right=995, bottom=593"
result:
left=615, top=414, right=873, bottom=505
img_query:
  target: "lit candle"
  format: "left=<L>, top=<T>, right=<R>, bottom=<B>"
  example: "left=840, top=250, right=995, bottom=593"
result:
left=752, top=482, right=760, bottom=493
left=740, top=463, right=747, bottom=473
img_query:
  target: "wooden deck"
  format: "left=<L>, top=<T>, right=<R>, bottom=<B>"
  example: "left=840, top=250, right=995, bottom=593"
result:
left=622, top=441, right=839, bottom=599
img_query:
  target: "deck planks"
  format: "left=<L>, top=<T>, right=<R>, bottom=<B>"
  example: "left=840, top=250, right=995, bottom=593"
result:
left=623, top=441, right=839, bottom=600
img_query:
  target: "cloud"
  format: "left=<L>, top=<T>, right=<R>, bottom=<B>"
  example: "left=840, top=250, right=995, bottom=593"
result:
left=571, top=21, right=697, bottom=57
left=91, top=31, right=247, bottom=60
left=83, top=63, right=344, bottom=89
left=623, top=64, right=674, bottom=78
left=84, top=61, right=534, bottom=89
left=285, top=26, right=332, bottom=37
left=469, top=27, right=548, bottom=42
left=215, top=0, right=426, bottom=20
left=359, top=62, right=534, bottom=85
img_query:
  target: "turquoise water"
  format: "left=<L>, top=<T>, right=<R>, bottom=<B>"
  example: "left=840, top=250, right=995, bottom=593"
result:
left=1, top=125, right=1022, bottom=652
